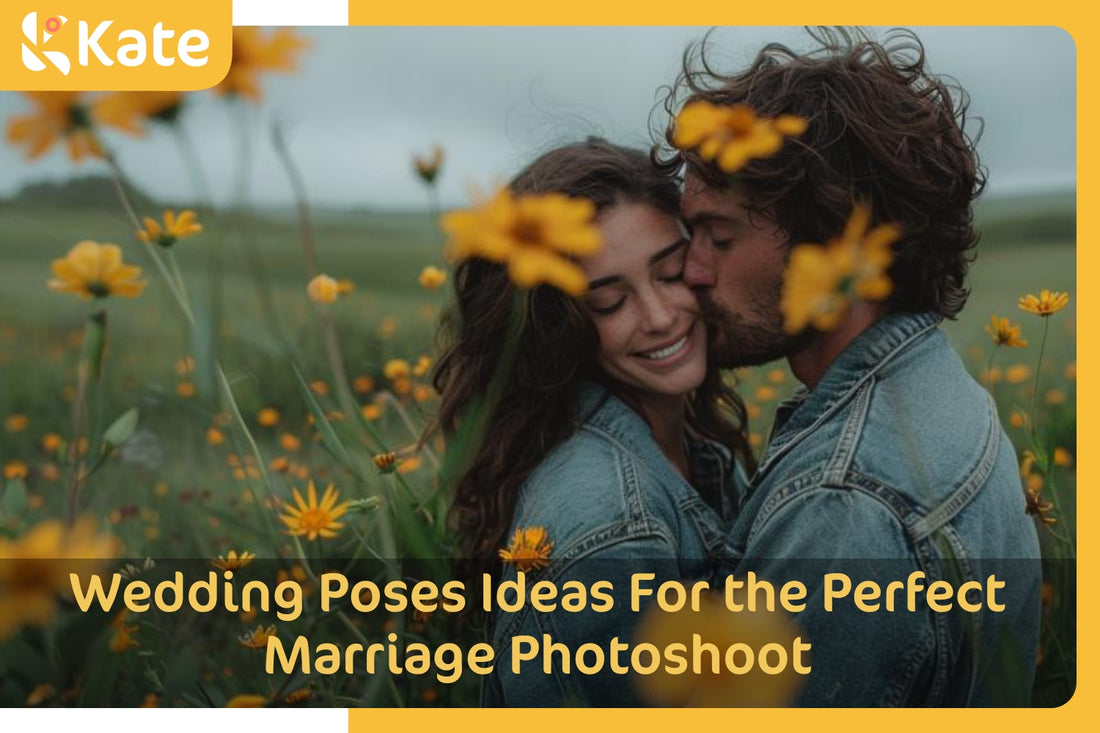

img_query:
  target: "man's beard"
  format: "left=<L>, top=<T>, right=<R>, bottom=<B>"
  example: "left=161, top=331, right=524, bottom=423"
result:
left=699, top=295, right=808, bottom=369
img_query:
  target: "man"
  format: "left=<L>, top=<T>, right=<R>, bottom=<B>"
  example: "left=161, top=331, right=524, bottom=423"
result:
left=659, top=29, right=1042, bottom=705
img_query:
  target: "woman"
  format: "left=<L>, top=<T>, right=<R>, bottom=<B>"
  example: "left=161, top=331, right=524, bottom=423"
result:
left=432, top=138, right=754, bottom=705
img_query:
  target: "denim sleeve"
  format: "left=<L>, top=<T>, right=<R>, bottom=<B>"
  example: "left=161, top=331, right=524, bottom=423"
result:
left=491, top=532, right=681, bottom=707
left=728, top=486, right=936, bottom=706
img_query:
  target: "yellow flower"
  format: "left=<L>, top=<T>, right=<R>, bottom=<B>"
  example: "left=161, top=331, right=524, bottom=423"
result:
left=109, top=623, right=140, bottom=652
left=92, top=91, right=185, bottom=133
left=1005, top=364, right=1031, bottom=384
left=5, top=414, right=29, bottom=433
left=1025, top=482, right=1056, bottom=525
left=278, top=481, right=350, bottom=541
left=413, top=355, right=433, bottom=377
left=41, top=432, right=62, bottom=452
left=5, top=92, right=103, bottom=162
left=206, top=427, right=226, bottom=446
left=1018, top=289, right=1070, bottom=317
left=672, top=100, right=808, bottom=173
left=442, top=188, right=603, bottom=296
left=212, top=550, right=256, bottom=572
left=383, top=359, right=411, bottom=381
left=48, top=241, right=146, bottom=299
left=137, top=209, right=202, bottom=248
left=3, top=460, right=29, bottom=480
left=307, top=274, right=340, bottom=304
left=781, top=203, right=899, bottom=334
left=25, top=683, right=55, bottom=706
left=238, top=624, right=277, bottom=649
left=412, top=384, right=434, bottom=403
left=257, top=408, right=281, bottom=427
left=353, top=375, right=375, bottom=394
left=0, top=517, right=118, bottom=639
left=361, top=403, right=382, bottom=421
left=397, top=456, right=421, bottom=474
left=176, top=382, right=196, bottom=398
left=336, top=279, right=355, bottom=295
left=413, top=145, right=445, bottom=184
left=498, top=527, right=554, bottom=573
left=1065, top=361, right=1076, bottom=381
left=985, top=315, right=1028, bottom=348
left=1009, top=410, right=1028, bottom=429
left=226, top=694, right=269, bottom=708
left=418, top=265, right=447, bottom=290
left=139, top=693, right=159, bottom=708
left=269, top=456, right=290, bottom=473
left=285, top=687, right=313, bottom=705
left=633, top=591, right=804, bottom=706
left=766, top=369, right=785, bottom=384
left=373, top=452, right=398, bottom=473
left=1045, top=389, right=1067, bottom=405
left=378, top=316, right=398, bottom=338
left=1053, top=448, right=1073, bottom=468
left=753, top=386, right=777, bottom=402
left=280, top=434, right=302, bottom=452
left=216, top=28, right=309, bottom=102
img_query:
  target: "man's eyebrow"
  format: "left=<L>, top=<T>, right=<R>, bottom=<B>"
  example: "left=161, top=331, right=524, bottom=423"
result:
left=587, top=239, right=688, bottom=291
left=684, top=211, right=738, bottom=227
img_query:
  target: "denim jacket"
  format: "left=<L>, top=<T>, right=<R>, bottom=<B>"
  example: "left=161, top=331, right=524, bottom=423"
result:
left=485, top=382, right=745, bottom=706
left=724, top=312, right=1042, bottom=706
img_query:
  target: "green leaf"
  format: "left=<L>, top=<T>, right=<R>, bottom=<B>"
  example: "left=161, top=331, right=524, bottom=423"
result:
left=1, top=478, right=28, bottom=519
left=101, top=408, right=139, bottom=452
left=291, top=363, right=353, bottom=467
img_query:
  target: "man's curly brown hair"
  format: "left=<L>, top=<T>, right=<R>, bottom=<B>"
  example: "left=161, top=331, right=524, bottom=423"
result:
left=655, top=27, right=986, bottom=319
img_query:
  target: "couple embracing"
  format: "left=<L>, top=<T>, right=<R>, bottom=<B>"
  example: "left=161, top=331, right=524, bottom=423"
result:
left=432, top=29, right=1042, bottom=707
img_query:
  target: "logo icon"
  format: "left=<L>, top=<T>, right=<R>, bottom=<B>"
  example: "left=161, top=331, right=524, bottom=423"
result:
left=21, top=11, right=71, bottom=75
left=4, top=2, right=231, bottom=91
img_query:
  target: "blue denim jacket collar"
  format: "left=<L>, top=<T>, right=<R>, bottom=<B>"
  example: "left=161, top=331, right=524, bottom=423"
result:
left=758, top=311, right=942, bottom=477
left=576, top=381, right=735, bottom=521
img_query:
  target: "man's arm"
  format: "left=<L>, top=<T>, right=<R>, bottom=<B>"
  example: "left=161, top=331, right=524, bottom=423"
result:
left=731, top=485, right=938, bottom=706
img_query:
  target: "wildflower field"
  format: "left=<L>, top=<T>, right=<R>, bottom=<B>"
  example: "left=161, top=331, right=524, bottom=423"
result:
left=0, top=30, right=1077, bottom=708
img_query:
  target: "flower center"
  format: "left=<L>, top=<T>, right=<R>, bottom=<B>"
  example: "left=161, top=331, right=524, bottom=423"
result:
left=86, top=281, right=110, bottom=298
left=67, top=104, right=92, bottom=131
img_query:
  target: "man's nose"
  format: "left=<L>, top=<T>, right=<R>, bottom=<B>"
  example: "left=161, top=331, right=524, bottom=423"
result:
left=683, top=239, right=717, bottom=288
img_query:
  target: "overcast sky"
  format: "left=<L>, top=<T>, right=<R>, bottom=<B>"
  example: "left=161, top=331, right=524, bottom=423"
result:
left=0, top=26, right=1076, bottom=208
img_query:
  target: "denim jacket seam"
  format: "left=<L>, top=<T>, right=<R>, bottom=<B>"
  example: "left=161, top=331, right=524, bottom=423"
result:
left=578, top=422, right=713, bottom=529
left=760, top=317, right=939, bottom=472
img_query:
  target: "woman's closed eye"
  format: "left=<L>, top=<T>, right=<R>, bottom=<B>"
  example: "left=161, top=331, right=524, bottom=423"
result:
left=586, top=295, right=626, bottom=316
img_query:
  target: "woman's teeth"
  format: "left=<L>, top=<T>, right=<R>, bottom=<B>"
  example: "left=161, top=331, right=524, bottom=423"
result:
left=640, top=334, right=688, bottom=360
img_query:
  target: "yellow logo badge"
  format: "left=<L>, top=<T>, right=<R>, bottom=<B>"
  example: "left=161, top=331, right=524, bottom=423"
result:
left=2, top=1, right=231, bottom=90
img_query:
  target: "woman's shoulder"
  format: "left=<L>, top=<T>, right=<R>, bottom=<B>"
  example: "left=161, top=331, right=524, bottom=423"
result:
left=510, top=412, right=675, bottom=550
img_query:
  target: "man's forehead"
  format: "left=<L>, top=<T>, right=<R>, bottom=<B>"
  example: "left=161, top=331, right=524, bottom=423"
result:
left=680, top=175, right=748, bottom=221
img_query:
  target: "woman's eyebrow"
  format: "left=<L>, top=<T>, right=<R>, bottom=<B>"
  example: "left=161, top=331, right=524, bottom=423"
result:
left=649, top=239, right=689, bottom=265
left=587, top=274, right=621, bottom=291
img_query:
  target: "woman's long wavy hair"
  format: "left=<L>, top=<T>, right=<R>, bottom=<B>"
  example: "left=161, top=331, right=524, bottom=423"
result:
left=432, top=137, right=755, bottom=593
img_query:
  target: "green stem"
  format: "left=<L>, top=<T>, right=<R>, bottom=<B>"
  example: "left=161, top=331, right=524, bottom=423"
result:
left=1028, top=317, right=1050, bottom=432
left=105, top=155, right=194, bottom=324
left=985, top=346, right=1000, bottom=404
